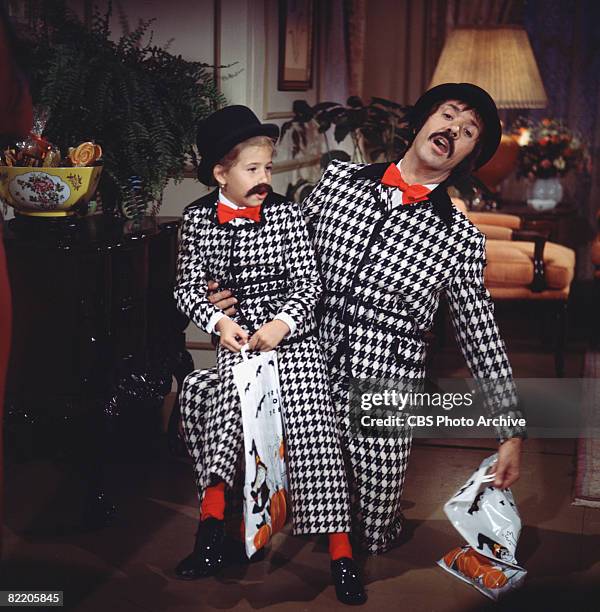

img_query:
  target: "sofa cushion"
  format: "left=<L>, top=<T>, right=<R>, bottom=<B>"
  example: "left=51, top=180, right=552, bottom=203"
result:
left=484, top=240, right=575, bottom=290
left=476, top=224, right=513, bottom=240
left=468, top=212, right=522, bottom=230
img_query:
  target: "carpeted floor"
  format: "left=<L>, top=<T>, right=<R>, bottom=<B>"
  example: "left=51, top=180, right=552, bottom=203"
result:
left=2, top=294, right=599, bottom=611
left=574, top=351, right=600, bottom=507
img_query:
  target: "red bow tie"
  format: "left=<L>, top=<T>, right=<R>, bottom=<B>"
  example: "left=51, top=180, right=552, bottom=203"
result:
left=380, top=163, right=431, bottom=204
left=217, top=202, right=262, bottom=224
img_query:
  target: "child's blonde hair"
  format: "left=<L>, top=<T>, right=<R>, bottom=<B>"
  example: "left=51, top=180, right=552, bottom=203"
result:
left=215, top=136, right=277, bottom=174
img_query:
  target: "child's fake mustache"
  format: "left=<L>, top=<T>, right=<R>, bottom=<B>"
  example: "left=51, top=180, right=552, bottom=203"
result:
left=245, top=183, right=273, bottom=197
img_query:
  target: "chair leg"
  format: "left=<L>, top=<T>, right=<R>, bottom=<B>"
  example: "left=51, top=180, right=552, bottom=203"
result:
left=554, top=300, right=568, bottom=377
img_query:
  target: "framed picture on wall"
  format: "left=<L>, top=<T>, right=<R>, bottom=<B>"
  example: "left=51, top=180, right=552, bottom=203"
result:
left=278, top=0, right=315, bottom=91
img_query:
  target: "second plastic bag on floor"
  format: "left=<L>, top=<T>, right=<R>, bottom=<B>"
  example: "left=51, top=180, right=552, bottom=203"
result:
left=438, top=454, right=527, bottom=599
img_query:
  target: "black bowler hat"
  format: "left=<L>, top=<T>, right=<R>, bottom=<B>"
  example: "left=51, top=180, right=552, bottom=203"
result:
left=196, top=105, right=280, bottom=185
left=409, top=83, right=502, bottom=169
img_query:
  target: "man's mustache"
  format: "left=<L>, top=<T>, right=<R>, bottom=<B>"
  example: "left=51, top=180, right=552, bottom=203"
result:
left=429, top=130, right=455, bottom=158
left=245, top=183, right=273, bottom=197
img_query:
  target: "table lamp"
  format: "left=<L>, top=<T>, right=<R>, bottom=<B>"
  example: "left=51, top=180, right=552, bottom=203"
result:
left=428, top=26, right=548, bottom=192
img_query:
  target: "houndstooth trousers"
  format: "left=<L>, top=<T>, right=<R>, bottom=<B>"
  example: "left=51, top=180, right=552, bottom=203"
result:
left=175, top=190, right=351, bottom=535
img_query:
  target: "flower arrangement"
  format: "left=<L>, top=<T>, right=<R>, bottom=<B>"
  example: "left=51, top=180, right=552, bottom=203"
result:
left=512, top=118, right=591, bottom=179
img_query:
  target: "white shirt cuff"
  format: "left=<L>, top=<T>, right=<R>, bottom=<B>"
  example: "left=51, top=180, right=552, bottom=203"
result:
left=206, top=311, right=227, bottom=335
left=274, top=312, right=296, bottom=338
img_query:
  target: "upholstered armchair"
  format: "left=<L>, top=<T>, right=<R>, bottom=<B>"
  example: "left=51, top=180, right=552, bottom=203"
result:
left=452, top=199, right=576, bottom=376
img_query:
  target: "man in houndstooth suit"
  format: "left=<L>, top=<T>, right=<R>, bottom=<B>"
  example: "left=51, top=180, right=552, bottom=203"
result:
left=208, top=84, right=526, bottom=555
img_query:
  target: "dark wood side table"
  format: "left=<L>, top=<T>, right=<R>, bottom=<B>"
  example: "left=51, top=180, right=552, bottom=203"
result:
left=497, top=200, right=581, bottom=248
left=3, top=214, right=193, bottom=528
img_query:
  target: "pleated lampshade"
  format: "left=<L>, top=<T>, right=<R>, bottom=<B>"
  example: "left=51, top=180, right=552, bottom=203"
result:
left=429, top=26, right=547, bottom=109
left=429, top=26, right=547, bottom=191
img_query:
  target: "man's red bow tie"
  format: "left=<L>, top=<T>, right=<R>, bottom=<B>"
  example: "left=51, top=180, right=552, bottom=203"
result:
left=380, top=163, right=431, bottom=204
left=217, top=202, right=262, bottom=224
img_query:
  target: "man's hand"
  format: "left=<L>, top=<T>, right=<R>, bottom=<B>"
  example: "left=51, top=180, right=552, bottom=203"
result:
left=208, top=280, right=237, bottom=316
left=215, top=317, right=249, bottom=352
left=493, top=437, right=523, bottom=489
left=248, top=320, right=290, bottom=352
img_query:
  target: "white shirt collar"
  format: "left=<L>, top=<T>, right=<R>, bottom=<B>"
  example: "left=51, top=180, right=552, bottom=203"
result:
left=396, top=159, right=439, bottom=191
left=218, top=190, right=245, bottom=209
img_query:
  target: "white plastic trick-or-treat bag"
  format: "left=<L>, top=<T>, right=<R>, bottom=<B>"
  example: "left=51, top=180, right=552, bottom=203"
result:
left=438, top=454, right=527, bottom=600
left=233, top=346, right=288, bottom=559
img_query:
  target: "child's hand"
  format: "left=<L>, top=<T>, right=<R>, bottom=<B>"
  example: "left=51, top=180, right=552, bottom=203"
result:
left=248, top=320, right=290, bottom=352
left=215, top=317, right=249, bottom=352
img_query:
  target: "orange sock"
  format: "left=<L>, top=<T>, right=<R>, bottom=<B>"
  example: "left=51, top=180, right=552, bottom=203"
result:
left=200, top=482, right=226, bottom=521
left=329, top=532, right=353, bottom=561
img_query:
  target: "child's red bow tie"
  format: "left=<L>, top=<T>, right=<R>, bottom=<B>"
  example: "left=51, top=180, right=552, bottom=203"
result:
left=380, top=163, right=431, bottom=204
left=217, top=202, right=262, bottom=224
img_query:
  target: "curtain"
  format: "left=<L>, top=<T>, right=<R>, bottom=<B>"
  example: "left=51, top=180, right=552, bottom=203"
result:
left=318, top=0, right=350, bottom=102
left=344, top=0, right=366, bottom=98
left=522, top=0, right=600, bottom=279
left=358, top=0, right=520, bottom=107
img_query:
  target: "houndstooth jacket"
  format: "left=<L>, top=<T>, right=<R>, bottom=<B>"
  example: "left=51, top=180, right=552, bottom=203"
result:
left=301, top=160, right=527, bottom=441
left=175, top=189, right=321, bottom=340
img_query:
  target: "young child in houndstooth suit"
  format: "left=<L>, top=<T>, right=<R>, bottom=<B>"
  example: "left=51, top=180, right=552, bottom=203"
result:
left=174, top=105, right=366, bottom=605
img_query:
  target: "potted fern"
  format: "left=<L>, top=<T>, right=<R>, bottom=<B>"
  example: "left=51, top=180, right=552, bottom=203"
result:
left=19, top=0, right=224, bottom=218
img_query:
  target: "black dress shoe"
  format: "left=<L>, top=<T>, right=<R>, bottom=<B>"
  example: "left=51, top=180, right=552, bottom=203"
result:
left=175, top=518, right=225, bottom=580
left=330, top=557, right=367, bottom=605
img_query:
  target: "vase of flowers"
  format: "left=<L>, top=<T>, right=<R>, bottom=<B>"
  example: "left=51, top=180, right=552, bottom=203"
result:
left=526, top=176, right=563, bottom=212
left=512, top=118, right=590, bottom=211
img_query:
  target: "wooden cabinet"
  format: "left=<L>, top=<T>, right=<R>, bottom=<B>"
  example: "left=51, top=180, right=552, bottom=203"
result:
left=3, top=214, right=193, bottom=527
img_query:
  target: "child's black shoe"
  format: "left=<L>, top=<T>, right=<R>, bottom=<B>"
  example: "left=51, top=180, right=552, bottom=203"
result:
left=175, top=518, right=225, bottom=580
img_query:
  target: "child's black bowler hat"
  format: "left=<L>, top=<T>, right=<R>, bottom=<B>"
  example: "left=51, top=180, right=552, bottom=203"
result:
left=196, top=105, right=280, bottom=185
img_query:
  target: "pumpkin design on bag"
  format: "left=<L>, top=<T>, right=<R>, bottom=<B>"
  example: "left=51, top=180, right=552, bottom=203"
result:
left=445, top=546, right=509, bottom=589
left=443, top=547, right=463, bottom=567
left=253, top=519, right=272, bottom=551
left=269, top=488, right=287, bottom=533
left=482, top=567, right=508, bottom=588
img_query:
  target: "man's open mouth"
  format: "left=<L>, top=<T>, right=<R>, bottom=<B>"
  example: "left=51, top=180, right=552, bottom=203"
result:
left=430, top=133, right=454, bottom=158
